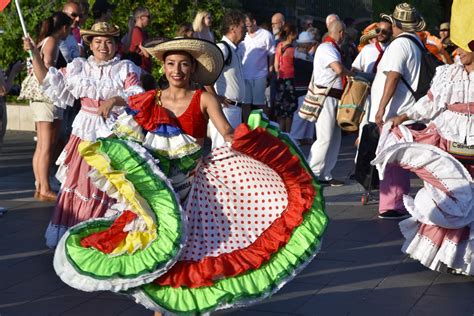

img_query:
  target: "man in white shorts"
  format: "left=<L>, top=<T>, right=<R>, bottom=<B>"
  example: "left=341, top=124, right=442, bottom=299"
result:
left=240, top=13, right=275, bottom=122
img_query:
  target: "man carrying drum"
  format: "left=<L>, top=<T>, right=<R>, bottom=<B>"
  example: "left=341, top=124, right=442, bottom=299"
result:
left=352, top=19, right=392, bottom=141
left=307, top=19, right=354, bottom=186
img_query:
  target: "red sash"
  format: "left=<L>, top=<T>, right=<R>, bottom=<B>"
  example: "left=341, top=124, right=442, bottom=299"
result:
left=323, top=36, right=347, bottom=88
left=373, top=41, right=385, bottom=73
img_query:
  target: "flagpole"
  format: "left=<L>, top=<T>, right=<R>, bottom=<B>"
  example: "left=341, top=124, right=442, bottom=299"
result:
left=14, top=0, right=32, bottom=58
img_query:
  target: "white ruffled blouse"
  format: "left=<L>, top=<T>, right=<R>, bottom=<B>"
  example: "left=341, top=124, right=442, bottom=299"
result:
left=406, top=63, right=474, bottom=145
left=42, top=56, right=144, bottom=141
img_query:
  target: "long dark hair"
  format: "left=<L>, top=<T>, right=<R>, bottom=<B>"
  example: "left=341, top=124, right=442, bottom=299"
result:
left=36, top=12, right=72, bottom=45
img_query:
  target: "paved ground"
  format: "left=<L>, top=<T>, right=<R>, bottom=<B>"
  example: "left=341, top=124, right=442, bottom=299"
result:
left=0, top=130, right=473, bottom=316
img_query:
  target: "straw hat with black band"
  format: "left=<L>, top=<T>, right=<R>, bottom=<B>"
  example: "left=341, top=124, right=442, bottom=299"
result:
left=359, top=22, right=378, bottom=46
left=80, top=22, right=120, bottom=45
left=380, top=2, right=426, bottom=33
left=142, top=37, right=224, bottom=86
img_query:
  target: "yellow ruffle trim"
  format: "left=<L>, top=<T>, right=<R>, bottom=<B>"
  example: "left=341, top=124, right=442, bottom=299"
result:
left=78, top=141, right=157, bottom=255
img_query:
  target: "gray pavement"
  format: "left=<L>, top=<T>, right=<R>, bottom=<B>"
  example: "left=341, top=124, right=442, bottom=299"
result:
left=0, top=130, right=473, bottom=316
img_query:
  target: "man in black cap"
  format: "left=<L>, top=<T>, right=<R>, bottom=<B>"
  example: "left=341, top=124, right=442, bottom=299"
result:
left=92, top=0, right=116, bottom=23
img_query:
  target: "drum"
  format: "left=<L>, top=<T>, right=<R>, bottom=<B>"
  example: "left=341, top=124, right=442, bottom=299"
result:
left=337, top=77, right=371, bottom=132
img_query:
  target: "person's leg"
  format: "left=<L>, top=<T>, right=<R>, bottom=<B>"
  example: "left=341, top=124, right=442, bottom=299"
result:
left=307, top=97, right=339, bottom=180
left=0, top=98, right=6, bottom=151
left=320, top=113, right=342, bottom=180
left=36, top=121, right=55, bottom=197
left=252, top=76, right=267, bottom=113
left=32, top=122, right=41, bottom=194
left=379, top=163, right=410, bottom=214
left=284, top=117, right=293, bottom=133
left=242, top=79, right=253, bottom=123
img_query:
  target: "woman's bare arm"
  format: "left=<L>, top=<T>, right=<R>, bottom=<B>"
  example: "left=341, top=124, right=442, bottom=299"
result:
left=41, top=37, right=57, bottom=68
left=22, top=36, right=48, bottom=84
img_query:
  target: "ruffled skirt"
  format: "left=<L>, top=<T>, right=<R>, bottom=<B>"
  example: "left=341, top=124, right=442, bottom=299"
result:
left=52, top=112, right=328, bottom=314
left=373, top=122, right=474, bottom=276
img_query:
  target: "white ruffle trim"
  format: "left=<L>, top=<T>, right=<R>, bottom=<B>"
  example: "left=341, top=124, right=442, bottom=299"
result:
left=112, top=113, right=145, bottom=143
left=373, top=140, right=474, bottom=228
left=143, top=132, right=201, bottom=159
left=69, top=111, right=117, bottom=141
left=42, top=57, right=143, bottom=109
left=53, top=216, right=174, bottom=292
left=405, top=63, right=474, bottom=145
left=400, top=218, right=474, bottom=275
left=432, top=109, right=474, bottom=146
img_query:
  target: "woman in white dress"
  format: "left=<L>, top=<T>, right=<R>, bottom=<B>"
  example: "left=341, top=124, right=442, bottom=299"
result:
left=23, top=22, right=144, bottom=247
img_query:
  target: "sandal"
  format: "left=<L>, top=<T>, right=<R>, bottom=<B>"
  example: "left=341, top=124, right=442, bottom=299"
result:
left=38, top=191, right=57, bottom=202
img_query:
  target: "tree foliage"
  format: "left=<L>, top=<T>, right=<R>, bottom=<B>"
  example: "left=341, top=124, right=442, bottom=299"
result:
left=0, top=0, right=226, bottom=69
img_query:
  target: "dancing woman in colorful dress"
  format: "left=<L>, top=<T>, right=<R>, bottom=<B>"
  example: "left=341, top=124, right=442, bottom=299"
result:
left=373, top=42, right=474, bottom=275
left=23, top=22, right=144, bottom=247
left=48, top=38, right=328, bottom=314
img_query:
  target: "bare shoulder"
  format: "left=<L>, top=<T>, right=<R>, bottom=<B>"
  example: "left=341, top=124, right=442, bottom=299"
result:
left=200, top=90, right=218, bottom=105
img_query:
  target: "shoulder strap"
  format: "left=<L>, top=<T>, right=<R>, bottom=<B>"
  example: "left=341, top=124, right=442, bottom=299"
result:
left=218, top=41, right=232, bottom=65
left=394, top=34, right=424, bottom=98
left=396, top=34, right=426, bottom=52
left=281, top=44, right=291, bottom=55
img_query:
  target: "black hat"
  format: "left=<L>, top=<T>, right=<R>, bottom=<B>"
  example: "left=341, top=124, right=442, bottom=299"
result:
left=92, top=0, right=116, bottom=15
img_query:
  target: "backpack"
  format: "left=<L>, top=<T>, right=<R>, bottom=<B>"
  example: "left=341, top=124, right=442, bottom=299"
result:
left=218, top=41, right=232, bottom=66
left=397, top=34, right=443, bottom=101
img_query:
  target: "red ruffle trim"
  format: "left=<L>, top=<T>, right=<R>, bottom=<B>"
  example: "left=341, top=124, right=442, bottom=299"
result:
left=80, top=210, right=137, bottom=254
left=154, top=124, right=317, bottom=288
left=128, top=90, right=176, bottom=131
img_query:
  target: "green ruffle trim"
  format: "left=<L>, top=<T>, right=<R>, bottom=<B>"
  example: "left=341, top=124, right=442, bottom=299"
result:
left=153, top=149, right=202, bottom=176
left=65, top=138, right=184, bottom=279
left=132, top=110, right=329, bottom=314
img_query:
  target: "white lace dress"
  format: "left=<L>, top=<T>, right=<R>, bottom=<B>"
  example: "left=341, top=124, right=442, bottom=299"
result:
left=41, top=56, right=144, bottom=247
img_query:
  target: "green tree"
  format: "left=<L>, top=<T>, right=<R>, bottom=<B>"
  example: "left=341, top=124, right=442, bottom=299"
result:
left=0, top=0, right=226, bottom=70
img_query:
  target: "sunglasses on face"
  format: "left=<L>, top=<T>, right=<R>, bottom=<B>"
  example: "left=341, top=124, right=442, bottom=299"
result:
left=376, top=28, right=390, bottom=35
left=68, top=12, right=83, bottom=19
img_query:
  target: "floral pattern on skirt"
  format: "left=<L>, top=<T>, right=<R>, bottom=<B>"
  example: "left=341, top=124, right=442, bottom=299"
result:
left=275, top=78, right=297, bottom=118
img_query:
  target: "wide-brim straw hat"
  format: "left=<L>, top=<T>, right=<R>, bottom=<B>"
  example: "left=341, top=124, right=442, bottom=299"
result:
left=380, top=2, right=426, bottom=33
left=359, top=22, right=378, bottom=45
left=80, top=22, right=120, bottom=45
left=142, top=38, right=224, bottom=86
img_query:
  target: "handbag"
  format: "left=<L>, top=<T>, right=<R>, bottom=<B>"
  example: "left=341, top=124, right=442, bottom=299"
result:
left=18, top=68, right=51, bottom=103
left=18, top=39, right=53, bottom=103
left=298, top=75, right=333, bottom=122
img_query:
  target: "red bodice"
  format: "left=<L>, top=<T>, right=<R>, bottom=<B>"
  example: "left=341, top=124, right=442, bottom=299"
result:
left=128, top=89, right=208, bottom=139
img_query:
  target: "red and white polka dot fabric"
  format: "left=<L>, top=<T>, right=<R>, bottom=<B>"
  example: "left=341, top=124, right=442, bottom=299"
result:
left=180, top=146, right=288, bottom=261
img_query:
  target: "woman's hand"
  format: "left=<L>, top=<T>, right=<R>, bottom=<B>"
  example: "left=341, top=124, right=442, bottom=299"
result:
left=223, top=133, right=234, bottom=144
left=99, top=97, right=116, bottom=119
left=22, top=36, right=37, bottom=54
left=390, top=114, right=409, bottom=127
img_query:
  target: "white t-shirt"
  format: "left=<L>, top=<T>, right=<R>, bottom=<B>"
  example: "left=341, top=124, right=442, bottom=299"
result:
left=352, top=42, right=387, bottom=73
left=369, top=33, right=422, bottom=122
left=239, top=28, right=275, bottom=80
left=312, top=42, right=343, bottom=90
left=214, top=36, right=246, bottom=102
